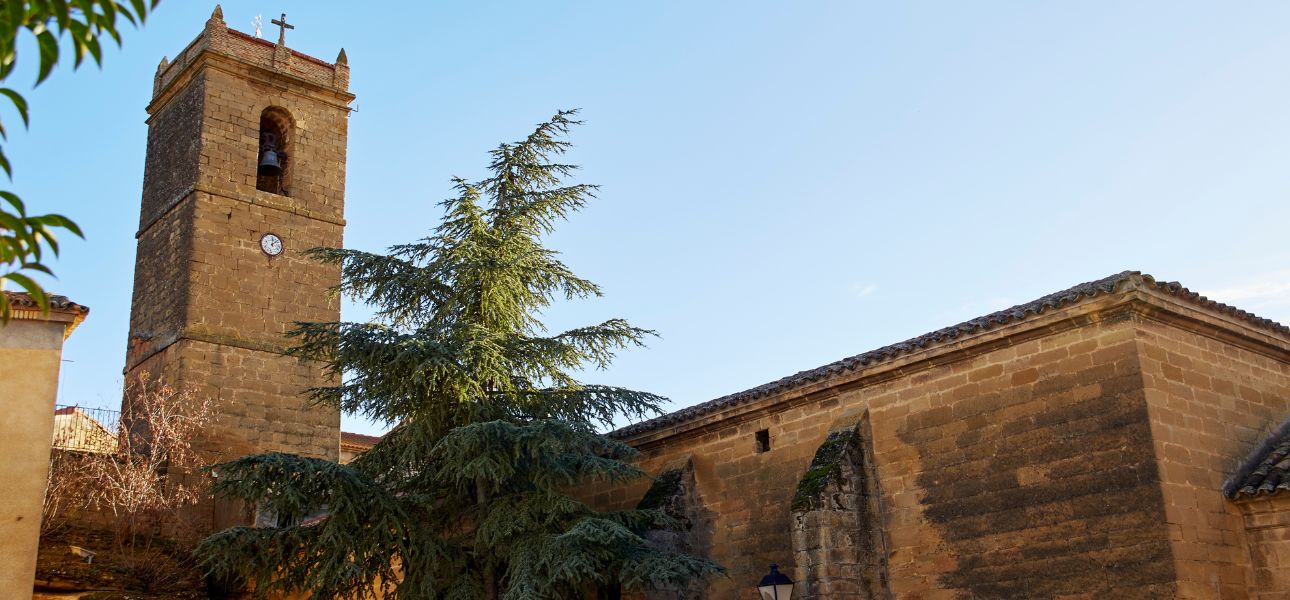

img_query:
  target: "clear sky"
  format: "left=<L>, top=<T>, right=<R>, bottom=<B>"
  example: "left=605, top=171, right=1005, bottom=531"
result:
left=11, top=2, right=1290, bottom=436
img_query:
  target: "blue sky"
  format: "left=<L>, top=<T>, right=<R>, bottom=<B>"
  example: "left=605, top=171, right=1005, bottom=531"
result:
left=10, top=2, right=1290, bottom=436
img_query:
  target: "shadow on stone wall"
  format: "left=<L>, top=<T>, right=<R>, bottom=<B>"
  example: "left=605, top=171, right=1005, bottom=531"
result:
left=629, top=455, right=715, bottom=600
left=895, top=348, right=1175, bottom=598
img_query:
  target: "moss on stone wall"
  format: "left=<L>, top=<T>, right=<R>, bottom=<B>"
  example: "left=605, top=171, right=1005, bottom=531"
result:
left=639, top=467, right=685, bottom=511
left=790, top=428, right=854, bottom=512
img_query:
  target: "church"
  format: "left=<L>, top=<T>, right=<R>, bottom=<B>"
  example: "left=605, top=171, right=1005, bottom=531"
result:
left=111, top=8, right=1290, bottom=599
left=598, top=272, right=1290, bottom=599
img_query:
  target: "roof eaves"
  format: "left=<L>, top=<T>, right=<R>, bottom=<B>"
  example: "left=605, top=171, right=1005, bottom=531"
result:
left=611, top=271, right=1288, bottom=441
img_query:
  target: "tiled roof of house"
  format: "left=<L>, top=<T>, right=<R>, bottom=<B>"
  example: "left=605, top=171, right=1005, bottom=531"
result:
left=341, top=431, right=382, bottom=449
left=612, top=271, right=1289, bottom=440
left=5, top=291, right=90, bottom=337
left=1227, top=419, right=1290, bottom=498
left=5, top=291, right=89, bottom=314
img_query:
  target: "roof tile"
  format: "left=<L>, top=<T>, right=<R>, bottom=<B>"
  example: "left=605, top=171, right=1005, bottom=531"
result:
left=1228, top=421, right=1290, bottom=498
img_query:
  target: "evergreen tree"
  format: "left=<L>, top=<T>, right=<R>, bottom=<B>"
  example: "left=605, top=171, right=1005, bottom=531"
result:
left=196, top=111, right=722, bottom=599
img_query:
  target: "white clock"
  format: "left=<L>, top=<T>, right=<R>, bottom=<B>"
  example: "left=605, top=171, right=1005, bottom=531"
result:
left=260, top=233, right=283, bottom=257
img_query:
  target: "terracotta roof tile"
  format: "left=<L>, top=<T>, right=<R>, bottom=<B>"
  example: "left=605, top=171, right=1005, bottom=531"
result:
left=341, top=431, right=381, bottom=448
left=612, top=271, right=1288, bottom=440
left=5, top=291, right=89, bottom=315
left=1227, top=419, right=1290, bottom=498
left=225, top=28, right=335, bottom=67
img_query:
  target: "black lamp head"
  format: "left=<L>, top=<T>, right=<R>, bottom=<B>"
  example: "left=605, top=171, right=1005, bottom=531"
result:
left=759, top=564, right=792, bottom=587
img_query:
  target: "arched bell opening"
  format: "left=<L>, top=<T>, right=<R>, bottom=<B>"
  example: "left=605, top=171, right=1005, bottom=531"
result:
left=256, top=107, right=293, bottom=195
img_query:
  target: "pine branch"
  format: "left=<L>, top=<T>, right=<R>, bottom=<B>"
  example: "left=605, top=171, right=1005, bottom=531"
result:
left=305, top=247, right=453, bottom=328
left=198, top=454, right=416, bottom=600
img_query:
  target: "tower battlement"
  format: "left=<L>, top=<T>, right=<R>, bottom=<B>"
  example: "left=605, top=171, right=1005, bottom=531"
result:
left=152, top=6, right=351, bottom=103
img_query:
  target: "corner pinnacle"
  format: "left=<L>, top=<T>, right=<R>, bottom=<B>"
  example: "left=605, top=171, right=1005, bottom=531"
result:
left=210, top=5, right=224, bottom=22
left=336, top=48, right=348, bottom=65
left=157, top=56, right=169, bottom=72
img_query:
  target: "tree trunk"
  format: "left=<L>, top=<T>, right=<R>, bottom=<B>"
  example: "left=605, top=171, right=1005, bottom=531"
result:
left=597, top=582, right=622, bottom=600
left=477, top=477, right=498, bottom=600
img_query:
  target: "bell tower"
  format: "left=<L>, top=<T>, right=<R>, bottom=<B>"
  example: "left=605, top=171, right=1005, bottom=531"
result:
left=125, top=7, right=353, bottom=465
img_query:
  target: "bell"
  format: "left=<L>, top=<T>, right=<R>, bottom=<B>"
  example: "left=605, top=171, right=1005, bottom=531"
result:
left=258, top=147, right=283, bottom=176
left=258, top=131, right=283, bottom=176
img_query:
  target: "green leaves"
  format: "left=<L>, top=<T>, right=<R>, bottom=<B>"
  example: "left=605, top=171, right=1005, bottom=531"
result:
left=429, top=420, right=643, bottom=496
left=0, top=88, right=27, bottom=128
left=0, top=1, right=153, bottom=87
left=0, top=1, right=152, bottom=322
left=33, top=25, right=57, bottom=82
left=0, top=189, right=82, bottom=320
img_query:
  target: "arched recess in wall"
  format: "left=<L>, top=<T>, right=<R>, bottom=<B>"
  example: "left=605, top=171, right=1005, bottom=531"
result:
left=256, top=106, right=293, bottom=195
left=597, top=455, right=714, bottom=600
left=790, top=413, right=893, bottom=599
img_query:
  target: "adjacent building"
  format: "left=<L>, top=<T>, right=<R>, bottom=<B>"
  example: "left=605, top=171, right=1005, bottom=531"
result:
left=1, top=293, right=88, bottom=600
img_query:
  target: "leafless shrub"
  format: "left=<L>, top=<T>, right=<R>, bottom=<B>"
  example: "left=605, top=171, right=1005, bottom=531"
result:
left=41, top=373, right=218, bottom=592
left=41, top=450, right=94, bottom=536
left=82, top=374, right=217, bottom=545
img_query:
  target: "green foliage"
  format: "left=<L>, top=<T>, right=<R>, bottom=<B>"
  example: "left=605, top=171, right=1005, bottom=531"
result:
left=0, top=1, right=155, bottom=319
left=0, top=189, right=80, bottom=314
left=197, top=111, right=723, bottom=599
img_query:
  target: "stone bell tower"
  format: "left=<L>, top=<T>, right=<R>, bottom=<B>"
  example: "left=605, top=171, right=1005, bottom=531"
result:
left=125, top=7, right=353, bottom=466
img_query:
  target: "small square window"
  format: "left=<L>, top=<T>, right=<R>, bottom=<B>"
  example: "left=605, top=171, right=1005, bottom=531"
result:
left=755, top=429, right=771, bottom=453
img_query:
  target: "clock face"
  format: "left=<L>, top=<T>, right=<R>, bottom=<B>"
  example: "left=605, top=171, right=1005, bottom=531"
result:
left=260, top=233, right=283, bottom=257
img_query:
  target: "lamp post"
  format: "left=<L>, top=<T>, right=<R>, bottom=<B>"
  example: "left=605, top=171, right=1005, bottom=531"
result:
left=757, top=564, right=794, bottom=600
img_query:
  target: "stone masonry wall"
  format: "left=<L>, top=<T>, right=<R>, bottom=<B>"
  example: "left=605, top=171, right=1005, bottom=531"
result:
left=170, top=338, right=338, bottom=461
left=138, top=77, right=203, bottom=229
left=127, top=198, right=193, bottom=365
left=1136, top=314, right=1290, bottom=598
left=1236, top=495, right=1290, bottom=599
left=880, top=311, right=1173, bottom=598
left=192, top=64, right=349, bottom=225
left=601, top=305, right=1178, bottom=599
left=636, top=456, right=711, bottom=600
left=185, top=189, right=343, bottom=350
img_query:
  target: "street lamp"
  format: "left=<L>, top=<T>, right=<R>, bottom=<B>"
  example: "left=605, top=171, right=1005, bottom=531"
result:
left=757, top=564, right=794, bottom=600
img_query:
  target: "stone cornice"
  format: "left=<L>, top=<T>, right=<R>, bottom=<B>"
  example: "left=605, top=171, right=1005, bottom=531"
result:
left=124, top=326, right=324, bottom=374
left=136, top=185, right=345, bottom=240
left=1125, top=285, right=1290, bottom=364
left=149, top=51, right=354, bottom=120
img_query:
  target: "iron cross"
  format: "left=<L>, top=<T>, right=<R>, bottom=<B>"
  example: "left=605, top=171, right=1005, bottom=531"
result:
left=271, top=13, right=294, bottom=45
